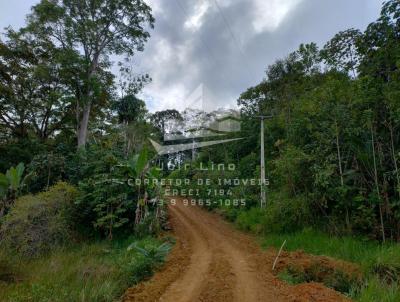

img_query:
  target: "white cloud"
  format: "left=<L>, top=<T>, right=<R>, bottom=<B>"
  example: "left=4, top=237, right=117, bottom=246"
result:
left=144, top=0, right=163, bottom=14
left=0, top=0, right=381, bottom=116
left=184, top=1, right=211, bottom=31
left=123, top=0, right=380, bottom=114
left=140, top=82, right=188, bottom=112
left=252, top=0, right=303, bottom=32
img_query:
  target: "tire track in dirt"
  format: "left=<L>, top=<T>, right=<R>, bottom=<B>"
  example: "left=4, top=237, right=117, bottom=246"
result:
left=170, top=201, right=262, bottom=302
left=124, top=199, right=351, bottom=302
left=158, top=205, right=214, bottom=302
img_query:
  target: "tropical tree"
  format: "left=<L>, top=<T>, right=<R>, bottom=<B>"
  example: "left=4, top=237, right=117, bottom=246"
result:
left=321, top=29, right=362, bottom=77
left=113, top=95, right=148, bottom=156
left=26, top=0, right=155, bottom=148
left=0, top=28, right=72, bottom=140
left=150, top=109, right=183, bottom=140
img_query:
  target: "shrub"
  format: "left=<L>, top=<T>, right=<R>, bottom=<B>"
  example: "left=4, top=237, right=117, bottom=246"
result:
left=271, top=145, right=311, bottom=196
left=262, top=193, right=312, bottom=233
left=0, top=182, right=78, bottom=257
left=0, top=250, right=19, bottom=283
left=76, top=174, right=135, bottom=239
left=235, top=207, right=266, bottom=233
left=74, top=148, right=163, bottom=240
left=27, top=153, right=66, bottom=193
left=218, top=206, right=240, bottom=222
left=125, top=239, right=172, bottom=284
left=134, top=213, right=162, bottom=238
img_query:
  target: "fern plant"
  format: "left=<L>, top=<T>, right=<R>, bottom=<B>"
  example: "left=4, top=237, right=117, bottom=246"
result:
left=127, top=241, right=172, bottom=264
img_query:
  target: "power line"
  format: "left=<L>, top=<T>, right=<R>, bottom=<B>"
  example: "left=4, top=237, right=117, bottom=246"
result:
left=212, top=0, right=245, bottom=58
left=173, top=0, right=259, bottom=108
left=211, top=0, right=258, bottom=83
left=174, top=0, right=218, bottom=68
left=174, top=0, right=234, bottom=105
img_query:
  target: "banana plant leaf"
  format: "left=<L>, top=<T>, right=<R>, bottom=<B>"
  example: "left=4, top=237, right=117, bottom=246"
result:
left=127, top=148, right=148, bottom=178
left=0, top=173, right=9, bottom=199
left=5, top=163, right=25, bottom=193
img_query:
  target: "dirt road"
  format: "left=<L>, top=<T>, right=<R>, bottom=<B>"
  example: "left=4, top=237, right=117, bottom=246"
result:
left=124, top=199, right=350, bottom=302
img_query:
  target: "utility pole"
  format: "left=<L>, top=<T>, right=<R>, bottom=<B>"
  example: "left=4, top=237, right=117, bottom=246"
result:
left=256, top=115, right=272, bottom=208
left=192, top=138, right=195, bottom=162
left=260, top=117, right=266, bottom=208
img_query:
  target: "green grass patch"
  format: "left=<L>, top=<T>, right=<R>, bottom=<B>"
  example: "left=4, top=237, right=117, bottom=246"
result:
left=357, top=277, right=400, bottom=302
left=277, top=263, right=358, bottom=295
left=0, top=237, right=170, bottom=302
left=278, top=266, right=307, bottom=285
left=262, top=228, right=400, bottom=301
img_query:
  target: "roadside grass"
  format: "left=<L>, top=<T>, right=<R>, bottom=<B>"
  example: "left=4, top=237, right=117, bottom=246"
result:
left=0, top=237, right=169, bottom=302
left=261, top=228, right=400, bottom=301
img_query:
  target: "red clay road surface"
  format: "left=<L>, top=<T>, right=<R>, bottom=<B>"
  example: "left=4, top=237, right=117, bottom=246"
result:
left=124, top=199, right=351, bottom=302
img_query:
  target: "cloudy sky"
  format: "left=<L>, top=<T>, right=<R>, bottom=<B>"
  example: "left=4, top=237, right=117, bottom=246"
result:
left=0, top=0, right=381, bottom=112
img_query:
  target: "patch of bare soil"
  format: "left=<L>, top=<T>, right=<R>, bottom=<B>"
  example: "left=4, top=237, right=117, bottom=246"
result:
left=123, top=199, right=353, bottom=302
left=289, top=282, right=352, bottom=302
left=273, top=250, right=361, bottom=278
left=274, top=250, right=362, bottom=296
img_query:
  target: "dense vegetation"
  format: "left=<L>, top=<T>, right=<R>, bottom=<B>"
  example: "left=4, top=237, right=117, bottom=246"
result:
left=171, top=0, right=400, bottom=242
left=166, top=1, right=400, bottom=300
left=0, top=1, right=173, bottom=300
left=1, top=0, right=400, bottom=301
left=0, top=237, right=170, bottom=302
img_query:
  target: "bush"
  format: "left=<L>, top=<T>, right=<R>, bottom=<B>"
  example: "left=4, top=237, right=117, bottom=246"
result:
left=76, top=174, right=135, bottom=239
left=271, top=145, right=311, bottom=196
left=0, top=250, right=19, bottom=283
left=134, top=214, right=162, bottom=238
left=27, top=153, right=66, bottom=193
left=262, top=193, right=312, bottom=233
left=0, top=182, right=78, bottom=257
left=235, top=207, right=266, bottom=233
left=234, top=194, right=312, bottom=235
left=125, top=239, right=172, bottom=284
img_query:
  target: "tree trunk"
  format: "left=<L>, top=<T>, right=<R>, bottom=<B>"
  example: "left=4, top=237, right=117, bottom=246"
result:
left=335, top=120, right=350, bottom=231
left=371, top=123, right=385, bottom=242
left=389, top=121, right=400, bottom=199
left=77, top=102, right=91, bottom=148
left=77, top=54, right=99, bottom=149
